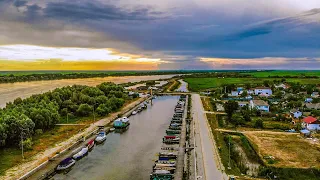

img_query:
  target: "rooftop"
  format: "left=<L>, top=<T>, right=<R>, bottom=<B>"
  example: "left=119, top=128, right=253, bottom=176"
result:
left=303, top=116, right=317, bottom=124
left=252, top=100, right=268, bottom=106
left=254, top=87, right=272, bottom=90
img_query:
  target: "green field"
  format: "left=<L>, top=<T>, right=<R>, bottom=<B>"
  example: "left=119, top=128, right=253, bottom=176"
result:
left=242, top=70, right=320, bottom=77
left=185, top=77, right=320, bottom=91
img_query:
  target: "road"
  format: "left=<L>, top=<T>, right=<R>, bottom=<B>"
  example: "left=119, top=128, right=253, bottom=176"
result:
left=192, top=94, right=227, bottom=180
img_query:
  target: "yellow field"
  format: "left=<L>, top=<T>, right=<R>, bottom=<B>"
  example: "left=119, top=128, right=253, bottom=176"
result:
left=245, top=131, right=320, bottom=169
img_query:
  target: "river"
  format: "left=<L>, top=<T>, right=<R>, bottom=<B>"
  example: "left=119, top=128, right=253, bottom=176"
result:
left=52, top=95, right=179, bottom=180
left=0, top=75, right=176, bottom=108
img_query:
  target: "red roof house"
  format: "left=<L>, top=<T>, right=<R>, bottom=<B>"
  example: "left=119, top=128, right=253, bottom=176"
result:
left=303, top=116, right=317, bottom=124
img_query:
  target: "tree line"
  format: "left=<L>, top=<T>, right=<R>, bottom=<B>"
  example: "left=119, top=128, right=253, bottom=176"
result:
left=0, top=71, right=187, bottom=84
left=0, top=82, right=128, bottom=148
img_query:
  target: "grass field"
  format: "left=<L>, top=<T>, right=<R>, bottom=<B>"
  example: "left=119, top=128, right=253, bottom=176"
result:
left=245, top=131, right=320, bottom=169
left=185, top=77, right=320, bottom=91
left=242, top=70, right=320, bottom=78
left=0, top=125, right=84, bottom=175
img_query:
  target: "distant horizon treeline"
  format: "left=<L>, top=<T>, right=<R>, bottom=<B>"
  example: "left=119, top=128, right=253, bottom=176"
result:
left=0, top=71, right=190, bottom=84
left=0, top=82, right=129, bottom=149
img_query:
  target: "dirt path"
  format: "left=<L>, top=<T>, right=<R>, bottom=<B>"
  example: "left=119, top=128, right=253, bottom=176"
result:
left=1, top=97, right=148, bottom=180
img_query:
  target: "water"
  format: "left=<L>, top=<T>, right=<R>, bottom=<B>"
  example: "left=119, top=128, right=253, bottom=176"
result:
left=0, top=75, right=176, bottom=108
left=52, top=96, right=179, bottom=180
left=176, top=79, right=189, bottom=92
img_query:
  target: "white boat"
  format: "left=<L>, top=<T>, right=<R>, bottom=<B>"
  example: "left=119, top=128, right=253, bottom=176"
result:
left=95, top=131, right=107, bottom=143
left=56, top=158, right=76, bottom=171
left=110, top=128, right=115, bottom=132
left=132, top=111, right=137, bottom=115
left=73, top=147, right=88, bottom=160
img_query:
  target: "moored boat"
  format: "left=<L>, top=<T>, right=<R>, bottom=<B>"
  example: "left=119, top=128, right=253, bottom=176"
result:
left=86, top=139, right=95, bottom=151
left=73, top=147, right=88, bottom=160
left=113, top=117, right=130, bottom=129
left=95, top=131, right=107, bottom=143
left=56, top=157, right=76, bottom=171
left=132, top=111, right=137, bottom=115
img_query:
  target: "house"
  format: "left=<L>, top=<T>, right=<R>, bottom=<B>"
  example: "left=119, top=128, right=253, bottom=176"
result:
left=238, top=101, right=249, bottom=108
left=305, top=103, right=320, bottom=110
left=300, top=129, right=311, bottom=137
left=254, top=87, right=272, bottom=96
left=305, top=98, right=313, bottom=103
left=237, top=87, right=244, bottom=92
left=290, top=109, right=302, bottom=119
left=311, top=92, right=319, bottom=98
left=275, top=83, right=289, bottom=89
left=231, top=91, right=239, bottom=96
left=303, top=116, right=320, bottom=130
left=247, top=89, right=254, bottom=95
left=250, top=100, right=270, bottom=112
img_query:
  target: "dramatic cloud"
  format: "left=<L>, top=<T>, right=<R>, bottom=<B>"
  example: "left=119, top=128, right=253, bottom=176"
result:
left=0, top=0, right=320, bottom=70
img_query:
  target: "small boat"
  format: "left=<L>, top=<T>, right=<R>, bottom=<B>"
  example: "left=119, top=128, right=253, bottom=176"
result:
left=95, top=131, right=107, bottom=143
left=132, top=111, right=137, bottom=115
left=56, top=157, right=76, bottom=171
left=110, top=128, right=115, bottom=132
left=86, top=139, right=95, bottom=151
left=73, top=147, right=88, bottom=160
left=113, top=117, right=130, bottom=129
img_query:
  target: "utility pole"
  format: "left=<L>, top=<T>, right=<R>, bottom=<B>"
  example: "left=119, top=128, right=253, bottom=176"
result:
left=21, top=132, right=24, bottom=159
left=93, top=101, right=96, bottom=122
left=228, top=136, right=231, bottom=169
left=66, top=108, right=69, bottom=124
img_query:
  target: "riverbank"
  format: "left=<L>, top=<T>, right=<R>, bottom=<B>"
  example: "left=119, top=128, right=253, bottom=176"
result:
left=0, top=74, right=176, bottom=108
left=0, top=96, right=149, bottom=180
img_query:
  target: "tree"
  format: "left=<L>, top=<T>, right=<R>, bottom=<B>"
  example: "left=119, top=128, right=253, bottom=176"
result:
left=96, top=104, right=111, bottom=116
left=263, top=80, right=270, bottom=87
left=254, top=118, right=264, bottom=129
left=231, top=114, right=245, bottom=126
left=241, top=109, right=251, bottom=122
left=224, top=101, right=239, bottom=120
left=76, top=104, right=93, bottom=116
left=240, top=91, right=248, bottom=98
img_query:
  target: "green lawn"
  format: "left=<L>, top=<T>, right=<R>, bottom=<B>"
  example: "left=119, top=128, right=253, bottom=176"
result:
left=185, top=77, right=320, bottom=91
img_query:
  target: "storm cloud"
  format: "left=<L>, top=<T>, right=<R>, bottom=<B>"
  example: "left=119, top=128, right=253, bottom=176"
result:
left=1, top=0, right=320, bottom=69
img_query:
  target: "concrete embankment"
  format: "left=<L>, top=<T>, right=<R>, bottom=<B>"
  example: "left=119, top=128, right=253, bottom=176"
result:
left=16, top=96, right=151, bottom=180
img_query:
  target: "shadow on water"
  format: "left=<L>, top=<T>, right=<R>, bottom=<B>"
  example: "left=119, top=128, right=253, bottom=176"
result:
left=51, top=96, right=179, bottom=180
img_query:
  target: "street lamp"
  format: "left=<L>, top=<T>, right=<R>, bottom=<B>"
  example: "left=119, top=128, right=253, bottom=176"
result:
left=20, top=128, right=28, bottom=159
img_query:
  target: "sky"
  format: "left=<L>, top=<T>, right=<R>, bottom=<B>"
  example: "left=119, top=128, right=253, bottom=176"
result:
left=0, top=0, right=320, bottom=70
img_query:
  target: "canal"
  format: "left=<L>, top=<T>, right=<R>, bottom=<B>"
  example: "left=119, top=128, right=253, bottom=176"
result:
left=51, top=95, right=179, bottom=180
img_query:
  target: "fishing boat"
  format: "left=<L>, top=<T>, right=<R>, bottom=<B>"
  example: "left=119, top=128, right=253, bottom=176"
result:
left=132, top=110, right=137, bottom=115
left=56, top=157, right=76, bottom=171
left=86, top=139, right=95, bottom=151
left=113, top=117, right=130, bottom=129
left=73, top=147, right=88, bottom=160
left=95, top=131, right=107, bottom=143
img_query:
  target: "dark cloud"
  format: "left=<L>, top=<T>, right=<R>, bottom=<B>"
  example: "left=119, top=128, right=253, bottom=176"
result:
left=13, top=0, right=27, bottom=7
left=43, top=1, right=164, bottom=21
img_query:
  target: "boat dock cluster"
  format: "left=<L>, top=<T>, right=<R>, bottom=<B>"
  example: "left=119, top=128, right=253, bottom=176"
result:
left=150, top=95, right=187, bottom=180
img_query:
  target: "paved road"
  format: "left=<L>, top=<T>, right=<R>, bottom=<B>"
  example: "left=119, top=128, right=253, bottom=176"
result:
left=192, top=94, right=227, bottom=180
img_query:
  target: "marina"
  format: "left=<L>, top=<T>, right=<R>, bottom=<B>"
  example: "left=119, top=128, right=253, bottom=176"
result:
left=46, top=95, right=180, bottom=180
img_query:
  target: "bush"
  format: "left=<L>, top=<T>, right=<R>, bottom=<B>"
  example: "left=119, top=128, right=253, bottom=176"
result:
left=34, top=129, right=43, bottom=136
left=76, top=104, right=93, bottom=116
left=254, top=118, right=264, bottom=129
left=19, top=138, right=33, bottom=150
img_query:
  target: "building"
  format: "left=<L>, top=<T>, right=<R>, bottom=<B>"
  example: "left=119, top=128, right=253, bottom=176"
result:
left=305, top=103, right=320, bottom=110
left=231, top=91, right=239, bottom=96
left=247, top=89, right=254, bottom=95
left=238, top=101, right=249, bottom=108
left=250, top=100, right=270, bottom=112
left=303, top=116, right=320, bottom=130
left=275, top=83, right=289, bottom=89
left=311, top=92, right=319, bottom=98
left=254, top=87, right=272, bottom=96
left=305, top=98, right=313, bottom=103
left=290, top=109, right=302, bottom=119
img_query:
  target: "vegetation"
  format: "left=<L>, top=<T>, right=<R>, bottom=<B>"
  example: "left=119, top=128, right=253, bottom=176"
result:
left=0, top=82, right=128, bottom=149
left=0, top=70, right=184, bottom=84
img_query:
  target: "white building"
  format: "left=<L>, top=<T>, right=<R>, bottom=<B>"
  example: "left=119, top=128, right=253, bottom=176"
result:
left=290, top=110, right=302, bottom=119
left=254, top=87, right=272, bottom=96
left=303, top=116, right=320, bottom=131
left=231, top=91, right=239, bottom=96
left=238, top=101, right=249, bottom=108
left=250, top=100, right=270, bottom=112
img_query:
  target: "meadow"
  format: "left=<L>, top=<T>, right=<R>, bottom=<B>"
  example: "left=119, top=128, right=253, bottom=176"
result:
left=241, top=70, right=320, bottom=77
left=185, top=77, right=320, bottom=91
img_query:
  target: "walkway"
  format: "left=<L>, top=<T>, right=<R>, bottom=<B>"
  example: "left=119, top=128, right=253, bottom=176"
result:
left=192, top=94, right=227, bottom=180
